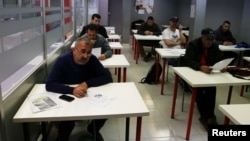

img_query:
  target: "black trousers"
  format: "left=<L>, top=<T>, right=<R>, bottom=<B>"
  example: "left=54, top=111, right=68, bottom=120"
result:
left=57, top=119, right=107, bottom=141
left=195, top=87, right=216, bottom=120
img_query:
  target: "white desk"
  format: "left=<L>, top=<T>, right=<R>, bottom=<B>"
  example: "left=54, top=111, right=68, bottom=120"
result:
left=108, top=42, right=123, bottom=54
left=133, top=34, right=162, bottom=64
left=219, top=45, right=250, bottom=52
left=219, top=45, right=250, bottom=66
left=171, top=67, right=250, bottom=140
left=182, top=30, right=189, bottom=36
left=155, top=48, right=186, bottom=95
left=13, top=82, right=149, bottom=141
left=107, top=34, right=121, bottom=42
left=243, top=56, right=250, bottom=62
left=219, top=104, right=250, bottom=125
left=101, top=54, right=130, bottom=82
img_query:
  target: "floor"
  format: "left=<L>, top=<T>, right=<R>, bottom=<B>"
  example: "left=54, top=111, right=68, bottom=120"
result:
left=46, top=43, right=250, bottom=141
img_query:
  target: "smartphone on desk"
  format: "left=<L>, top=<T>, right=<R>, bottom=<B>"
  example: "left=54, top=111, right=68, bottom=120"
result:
left=59, top=95, right=75, bottom=102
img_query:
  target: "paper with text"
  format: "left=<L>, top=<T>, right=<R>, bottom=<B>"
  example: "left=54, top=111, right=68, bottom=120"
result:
left=86, top=91, right=116, bottom=108
left=29, top=94, right=61, bottom=113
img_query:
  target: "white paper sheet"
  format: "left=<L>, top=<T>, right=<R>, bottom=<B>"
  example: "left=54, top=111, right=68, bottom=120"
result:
left=91, top=47, right=101, bottom=58
left=212, top=58, right=234, bottom=72
left=86, top=91, right=116, bottom=108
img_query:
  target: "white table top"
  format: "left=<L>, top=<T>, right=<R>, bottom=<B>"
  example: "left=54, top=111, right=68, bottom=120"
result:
left=132, top=29, right=138, bottom=34
left=108, top=34, right=121, bottom=40
left=219, top=104, right=250, bottom=124
left=101, top=54, right=130, bottom=68
left=182, top=30, right=189, bottom=36
left=108, top=42, right=123, bottom=49
left=219, top=45, right=250, bottom=51
left=173, top=67, right=250, bottom=87
left=134, top=34, right=162, bottom=41
left=155, top=48, right=185, bottom=58
left=243, top=56, right=250, bottom=62
left=13, top=82, right=149, bottom=122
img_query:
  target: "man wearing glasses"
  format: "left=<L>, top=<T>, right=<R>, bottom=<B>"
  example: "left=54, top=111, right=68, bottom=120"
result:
left=46, top=37, right=112, bottom=141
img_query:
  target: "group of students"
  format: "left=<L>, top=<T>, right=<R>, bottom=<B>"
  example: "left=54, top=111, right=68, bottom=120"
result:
left=137, top=16, right=239, bottom=130
left=45, top=13, right=239, bottom=140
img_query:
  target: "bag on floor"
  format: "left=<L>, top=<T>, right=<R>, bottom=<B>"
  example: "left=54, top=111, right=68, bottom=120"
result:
left=140, top=63, right=162, bottom=84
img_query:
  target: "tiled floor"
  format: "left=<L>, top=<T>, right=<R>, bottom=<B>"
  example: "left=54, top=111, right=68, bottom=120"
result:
left=46, top=43, right=250, bottom=141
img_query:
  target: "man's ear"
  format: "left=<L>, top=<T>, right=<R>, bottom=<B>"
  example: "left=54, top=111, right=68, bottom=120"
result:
left=72, top=47, right=77, bottom=53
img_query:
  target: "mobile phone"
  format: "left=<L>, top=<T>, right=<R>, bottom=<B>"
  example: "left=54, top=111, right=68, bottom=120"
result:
left=59, top=95, right=75, bottom=102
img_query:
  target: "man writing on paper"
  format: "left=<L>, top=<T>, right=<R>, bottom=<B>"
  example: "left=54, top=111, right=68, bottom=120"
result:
left=81, top=23, right=112, bottom=60
left=182, top=28, right=224, bottom=130
left=46, top=37, right=112, bottom=141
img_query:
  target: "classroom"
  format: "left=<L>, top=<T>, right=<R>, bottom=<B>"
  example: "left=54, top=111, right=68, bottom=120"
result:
left=1, top=0, right=250, bottom=141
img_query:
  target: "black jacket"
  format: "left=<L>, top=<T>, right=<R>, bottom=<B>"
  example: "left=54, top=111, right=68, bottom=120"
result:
left=215, top=26, right=236, bottom=45
left=182, top=38, right=223, bottom=70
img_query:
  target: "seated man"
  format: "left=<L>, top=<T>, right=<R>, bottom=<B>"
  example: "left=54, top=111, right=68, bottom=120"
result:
left=215, top=20, right=238, bottom=64
left=137, top=16, right=162, bottom=62
left=182, top=28, right=224, bottom=130
left=81, top=23, right=113, bottom=60
left=81, top=23, right=113, bottom=79
left=162, top=16, right=186, bottom=66
left=46, top=37, right=113, bottom=141
left=79, top=13, right=108, bottom=38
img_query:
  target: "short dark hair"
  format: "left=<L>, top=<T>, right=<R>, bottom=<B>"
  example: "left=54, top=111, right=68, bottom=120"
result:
left=147, top=16, right=154, bottom=21
left=223, top=20, right=231, bottom=25
left=86, top=24, right=98, bottom=32
left=92, top=14, right=101, bottom=20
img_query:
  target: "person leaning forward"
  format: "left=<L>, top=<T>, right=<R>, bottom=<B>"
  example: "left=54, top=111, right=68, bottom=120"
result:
left=182, top=28, right=226, bottom=131
left=46, top=37, right=112, bottom=141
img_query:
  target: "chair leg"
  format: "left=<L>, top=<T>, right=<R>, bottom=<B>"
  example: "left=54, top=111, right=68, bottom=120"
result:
left=166, top=63, right=169, bottom=82
left=240, top=85, right=245, bottom=96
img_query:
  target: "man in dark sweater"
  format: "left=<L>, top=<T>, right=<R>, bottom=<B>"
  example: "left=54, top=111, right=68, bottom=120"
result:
left=46, top=37, right=112, bottom=141
left=215, top=20, right=238, bottom=64
left=182, top=28, right=224, bottom=130
left=137, top=16, right=162, bottom=62
left=79, top=13, right=108, bottom=38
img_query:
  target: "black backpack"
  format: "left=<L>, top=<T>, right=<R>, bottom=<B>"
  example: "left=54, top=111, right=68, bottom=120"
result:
left=140, top=63, right=162, bottom=84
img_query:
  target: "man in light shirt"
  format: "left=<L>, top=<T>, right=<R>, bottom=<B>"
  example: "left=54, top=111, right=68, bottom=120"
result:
left=162, top=16, right=186, bottom=65
left=162, top=16, right=186, bottom=49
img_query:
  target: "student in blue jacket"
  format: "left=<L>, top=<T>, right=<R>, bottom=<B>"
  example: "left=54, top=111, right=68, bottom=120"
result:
left=46, top=37, right=112, bottom=141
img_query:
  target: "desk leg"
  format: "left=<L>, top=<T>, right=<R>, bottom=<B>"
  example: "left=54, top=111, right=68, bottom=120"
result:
left=123, top=68, right=127, bottom=82
left=155, top=53, right=159, bottom=83
left=160, top=59, right=166, bottom=95
left=136, top=117, right=142, bottom=141
left=226, top=86, right=233, bottom=104
left=23, top=123, right=30, bottom=141
left=224, top=116, right=230, bottom=125
left=118, top=68, right=121, bottom=82
left=240, top=85, right=244, bottom=96
left=185, top=88, right=197, bottom=140
left=171, top=74, right=179, bottom=118
left=41, top=122, right=47, bottom=141
left=135, top=40, right=139, bottom=64
left=125, top=118, right=130, bottom=141
left=132, top=35, right=135, bottom=51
